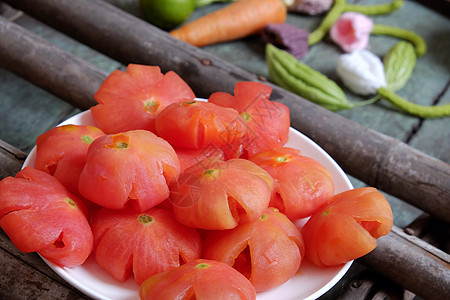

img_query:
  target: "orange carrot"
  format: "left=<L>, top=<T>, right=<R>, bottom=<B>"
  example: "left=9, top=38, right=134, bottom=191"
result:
left=170, top=0, right=287, bottom=47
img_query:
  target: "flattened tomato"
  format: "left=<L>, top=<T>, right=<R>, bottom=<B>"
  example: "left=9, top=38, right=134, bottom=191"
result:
left=208, top=81, right=290, bottom=157
left=91, top=64, right=195, bottom=134
left=203, top=207, right=305, bottom=292
left=301, top=187, right=393, bottom=267
left=155, top=100, right=246, bottom=159
left=250, top=147, right=335, bottom=220
left=0, top=167, right=93, bottom=267
left=78, top=130, right=180, bottom=211
left=170, top=158, right=274, bottom=230
left=139, top=259, right=256, bottom=300
left=35, top=124, right=105, bottom=196
left=91, top=207, right=201, bottom=284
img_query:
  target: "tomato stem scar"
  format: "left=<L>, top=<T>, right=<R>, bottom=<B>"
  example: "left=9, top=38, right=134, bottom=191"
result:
left=276, top=156, right=288, bottom=162
left=116, top=142, right=128, bottom=148
left=241, top=111, right=252, bottom=122
left=195, top=263, right=210, bottom=269
left=65, top=197, right=77, bottom=208
left=138, top=214, right=154, bottom=224
left=144, top=100, right=160, bottom=114
left=81, top=135, right=93, bottom=144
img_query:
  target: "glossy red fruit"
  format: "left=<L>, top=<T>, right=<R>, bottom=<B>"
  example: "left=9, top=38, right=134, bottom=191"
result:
left=91, top=64, right=195, bottom=134
left=139, top=259, right=256, bottom=300
left=209, top=81, right=290, bottom=157
left=301, top=187, right=393, bottom=267
left=170, top=158, right=274, bottom=230
left=203, top=207, right=305, bottom=292
left=0, top=167, right=93, bottom=267
left=78, top=130, right=180, bottom=211
left=250, top=147, right=335, bottom=220
left=91, top=207, right=202, bottom=284
left=34, top=124, right=105, bottom=196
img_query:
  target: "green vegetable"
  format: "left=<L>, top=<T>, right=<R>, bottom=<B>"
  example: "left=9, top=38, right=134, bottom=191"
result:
left=377, top=87, right=450, bottom=118
left=383, top=41, right=416, bottom=92
left=140, top=0, right=196, bottom=30
left=309, top=0, right=404, bottom=46
left=377, top=41, right=450, bottom=118
left=195, top=0, right=237, bottom=7
left=372, top=24, right=427, bottom=57
left=343, top=0, right=403, bottom=15
left=308, top=0, right=345, bottom=46
left=266, top=43, right=354, bottom=111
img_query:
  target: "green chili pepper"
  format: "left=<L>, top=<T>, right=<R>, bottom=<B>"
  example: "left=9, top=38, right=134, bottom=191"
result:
left=309, top=0, right=404, bottom=46
left=343, top=0, right=403, bottom=15
left=266, top=44, right=355, bottom=111
left=377, top=87, right=450, bottom=118
left=383, top=41, right=416, bottom=92
left=372, top=24, right=427, bottom=57
left=308, top=0, right=346, bottom=46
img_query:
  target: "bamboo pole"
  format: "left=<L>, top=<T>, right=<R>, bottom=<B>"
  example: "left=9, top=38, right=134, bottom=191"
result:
left=0, top=3, right=449, bottom=223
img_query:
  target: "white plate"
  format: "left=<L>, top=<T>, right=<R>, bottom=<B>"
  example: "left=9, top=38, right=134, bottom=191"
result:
left=23, top=110, right=353, bottom=300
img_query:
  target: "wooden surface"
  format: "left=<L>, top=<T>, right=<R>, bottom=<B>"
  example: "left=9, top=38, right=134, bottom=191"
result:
left=0, top=0, right=449, bottom=299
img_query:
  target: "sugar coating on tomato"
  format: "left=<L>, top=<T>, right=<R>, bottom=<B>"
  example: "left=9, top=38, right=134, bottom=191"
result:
left=78, top=130, right=180, bottom=212
left=250, top=147, right=335, bottom=220
left=170, top=158, right=274, bottom=230
left=203, top=207, right=305, bottom=292
left=91, top=207, right=202, bottom=284
left=34, top=124, right=105, bottom=196
left=174, top=146, right=225, bottom=173
left=208, top=81, right=290, bottom=157
left=155, top=100, right=247, bottom=159
left=139, top=259, right=256, bottom=300
left=0, top=167, right=93, bottom=267
left=91, top=64, right=195, bottom=134
left=301, top=187, right=393, bottom=267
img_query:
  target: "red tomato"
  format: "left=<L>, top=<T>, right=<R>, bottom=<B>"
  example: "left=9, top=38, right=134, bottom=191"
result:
left=78, top=130, right=180, bottom=212
left=34, top=124, right=105, bottom=196
left=0, top=167, right=93, bottom=267
left=139, top=259, right=256, bottom=300
left=155, top=100, right=246, bottom=159
left=301, top=187, right=393, bottom=267
left=203, top=207, right=305, bottom=292
left=174, top=146, right=225, bottom=173
left=170, top=158, right=274, bottom=230
left=91, top=64, right=195, bottom=134
left=91, top=207, right=201, bottom=284
left=208, top=81, right=290, bottom=157
left=250, top=147, right=335, bottom=220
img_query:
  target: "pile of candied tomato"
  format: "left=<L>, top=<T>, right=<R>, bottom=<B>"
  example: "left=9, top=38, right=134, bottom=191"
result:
left=0, top=64, right=394, bottom=299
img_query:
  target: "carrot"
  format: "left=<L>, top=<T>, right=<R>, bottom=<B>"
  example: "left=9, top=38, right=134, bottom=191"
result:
left=170, top=0, right=287, bottom=47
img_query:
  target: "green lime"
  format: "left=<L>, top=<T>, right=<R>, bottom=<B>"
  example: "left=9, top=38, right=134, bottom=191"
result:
left=140, top=0, right=196, bottom=30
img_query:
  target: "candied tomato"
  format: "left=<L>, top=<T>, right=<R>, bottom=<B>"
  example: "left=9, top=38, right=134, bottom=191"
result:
left=250, top=147, right=335, bottom=220
left=155, top=100, right=246, bottom=159
left=78, top=130, right=180, bottom=212
left=91, top=64, right=195, bottom=134
left=301, top=187, right=393, bottom=267
left=174, top=146, right=225, bottom=173
left=139, top=259, right=256, bottom=300
left=170, top=158, right=274, bottom=230
left=208, top=81, right=290, bottom=156
left=0, top=167, right=93, bottom=267
left=203, top=207, right=305, bottom=292
left=91, top=207, right=201, bottom=284
left=34, top=124, right=105, bottom=196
